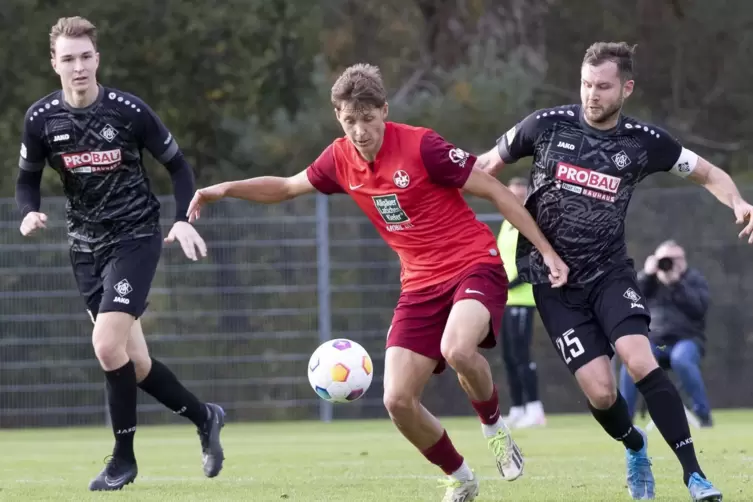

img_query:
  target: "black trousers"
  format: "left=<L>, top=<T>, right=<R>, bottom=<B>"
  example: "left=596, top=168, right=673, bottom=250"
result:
left=501, top=306, right=538, bottom=407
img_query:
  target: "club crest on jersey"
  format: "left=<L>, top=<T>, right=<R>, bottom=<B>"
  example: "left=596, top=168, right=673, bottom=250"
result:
left=611, top=150, right=631, bottom=170
left=393, top=170, right=410, bottom=188
left=448, top=148, right=469, bottom=167
left=99, top=124, right=118, bottom=143
left=61, top=149, right=122, bottom=174
left=555, top=162, right=620, bottom=203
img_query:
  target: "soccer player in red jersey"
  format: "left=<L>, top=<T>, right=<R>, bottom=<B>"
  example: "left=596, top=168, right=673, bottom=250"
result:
left=188, top=64, right=569, bottom=501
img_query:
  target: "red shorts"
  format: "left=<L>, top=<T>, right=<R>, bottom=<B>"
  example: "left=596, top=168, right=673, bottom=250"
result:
left=385, top=262, right=508, bottom=374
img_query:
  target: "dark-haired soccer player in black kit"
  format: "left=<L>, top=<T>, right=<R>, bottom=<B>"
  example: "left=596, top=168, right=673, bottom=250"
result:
left=15, top=17, right=225, bottom=491
left=479, top=42, right=752, bottom=501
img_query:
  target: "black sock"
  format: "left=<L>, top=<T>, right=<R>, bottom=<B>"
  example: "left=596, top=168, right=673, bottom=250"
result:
left=637, top=367, right=704, bottom=484
left=105, top=361, right=138, bottom=463
left=588, top=392, right=645, bottom=452
left=138, top=358, right=208, bottom=427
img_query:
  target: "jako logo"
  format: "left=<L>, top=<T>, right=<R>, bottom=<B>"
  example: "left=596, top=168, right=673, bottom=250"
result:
left=53, top=134, right=70, bottom=142
left=557, top=141, right=575, bottom=150
left=113, top=296, right=130, bottom=305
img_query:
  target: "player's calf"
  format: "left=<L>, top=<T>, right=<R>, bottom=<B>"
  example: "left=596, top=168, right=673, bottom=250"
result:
left=575, top=356, right=646, bottom=452
left=383, top=347, right=477, bottom=496
left=91, top=312, right=140, bottom=480
left=616, top=334, right=708, bottom=487
left=441, top=299, right=495, bottom=403
left=442, top=299, right=525, bottom=481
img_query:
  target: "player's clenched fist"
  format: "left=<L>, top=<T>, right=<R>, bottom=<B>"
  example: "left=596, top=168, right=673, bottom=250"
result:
left=19, top=211, right=47, bottom=236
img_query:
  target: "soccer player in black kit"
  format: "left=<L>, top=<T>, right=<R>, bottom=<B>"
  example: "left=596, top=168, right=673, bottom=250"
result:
left=14, top=17, right=225, bottom=491
left=478, top=42, right=753, bottom=501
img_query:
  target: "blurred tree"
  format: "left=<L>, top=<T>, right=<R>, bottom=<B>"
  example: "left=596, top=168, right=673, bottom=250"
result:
left=1, top=0, right=752, bottom=200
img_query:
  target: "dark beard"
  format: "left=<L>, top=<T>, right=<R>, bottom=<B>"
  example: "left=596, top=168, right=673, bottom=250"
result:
left=589, top=100, right=623, bottom=124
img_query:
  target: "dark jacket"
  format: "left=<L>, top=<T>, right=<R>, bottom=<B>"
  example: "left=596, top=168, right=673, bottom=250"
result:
left=638, top=267, right=709, bottom=350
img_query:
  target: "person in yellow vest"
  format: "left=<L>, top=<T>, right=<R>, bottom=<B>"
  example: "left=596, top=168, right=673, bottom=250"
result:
left=498, top=177, right=546, bottom=428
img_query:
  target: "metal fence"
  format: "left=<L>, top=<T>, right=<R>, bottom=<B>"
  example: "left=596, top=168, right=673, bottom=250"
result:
left=1, top=185, right=752, bottom=429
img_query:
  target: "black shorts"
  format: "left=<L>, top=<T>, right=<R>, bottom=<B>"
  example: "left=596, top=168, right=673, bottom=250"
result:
left=70, top=233, right=162, bottom=322
left=532, top=266, right=651, bottom=373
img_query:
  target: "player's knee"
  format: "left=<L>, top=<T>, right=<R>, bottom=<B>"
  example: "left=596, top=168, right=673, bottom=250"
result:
left=440, top=341, right=476, bottom=373
left=616, top=334, right=659, bottom=381
left=577, top=363, right=618, bottom=409
left=621, top=350, right=659, bottom=382
left=589, top=386, right=618, bottom=410
left=130, top=354, right=152, bottom=382
left=383, top=390, right=417, bottom=420
left=92, top=335, right=128, bottom=369
left=92, top=313, right=133, bottom=369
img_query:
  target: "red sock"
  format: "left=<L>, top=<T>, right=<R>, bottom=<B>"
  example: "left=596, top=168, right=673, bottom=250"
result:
left=470, top=385, right=501, bottom=425
left=421, top=430, right=464, bottom=475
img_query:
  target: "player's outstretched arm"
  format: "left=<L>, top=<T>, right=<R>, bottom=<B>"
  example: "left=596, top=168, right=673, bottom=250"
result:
left=686, top=157, right=753, bottom=242
left=187, top=170, right=316, bottom=222
left=463, top=167, right=569, bottom=286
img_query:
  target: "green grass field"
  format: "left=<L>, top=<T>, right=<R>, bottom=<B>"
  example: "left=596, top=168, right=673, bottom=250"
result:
left=1, top=410, right=751, bottom=501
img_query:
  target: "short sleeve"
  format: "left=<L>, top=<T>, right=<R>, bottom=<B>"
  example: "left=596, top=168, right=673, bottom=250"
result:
left=305, top=145, right=345, bottom=194
left=18, top=108, right=47, bottom=172
left=132, top=96, right=179, bottom=164
left=419, top=131, right=477, bottom=188
left=644, top=126, right=698, bottom=178
left=496, top=111, right=542, bottom=164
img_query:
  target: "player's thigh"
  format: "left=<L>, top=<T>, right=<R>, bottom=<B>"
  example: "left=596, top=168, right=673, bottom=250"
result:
left=69, top=248, right=104, bottom=320
left=533, top=284, right=612, bottom=374
left=592, top=268, right=651, bottom=346
left=385, top=286, right=452, bottom=374
left=593, top=270, right=656, bottom=377
left=444, top=263, right=509, bottom=353
left=383, top=346, right=439, bottom=406
left=100, top=233, right=162, bottom=319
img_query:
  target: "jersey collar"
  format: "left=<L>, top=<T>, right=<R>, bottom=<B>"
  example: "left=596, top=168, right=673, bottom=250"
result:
left=61, top=84, right=105, bottom=114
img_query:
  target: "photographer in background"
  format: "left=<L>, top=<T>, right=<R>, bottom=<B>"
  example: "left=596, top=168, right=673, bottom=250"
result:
left=619, top=240, right=713, bottom=427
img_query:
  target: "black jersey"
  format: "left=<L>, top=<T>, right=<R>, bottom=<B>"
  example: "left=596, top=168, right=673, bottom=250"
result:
left=497, top=104, right=697, bottom=286
left=18, top=85, right=179, bottom=251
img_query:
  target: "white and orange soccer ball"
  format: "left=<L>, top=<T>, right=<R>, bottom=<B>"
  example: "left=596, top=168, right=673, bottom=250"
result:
left=307, top=338, right=374, bottom=403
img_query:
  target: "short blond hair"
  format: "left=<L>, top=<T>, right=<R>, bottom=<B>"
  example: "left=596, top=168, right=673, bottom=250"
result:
left=330, top=63, right=387, bottom=111
left=50, top=16, right=97, bottom=55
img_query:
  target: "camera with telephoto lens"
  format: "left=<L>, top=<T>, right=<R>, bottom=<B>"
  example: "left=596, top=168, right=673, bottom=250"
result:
left=657, top=257, right=674, bottom=271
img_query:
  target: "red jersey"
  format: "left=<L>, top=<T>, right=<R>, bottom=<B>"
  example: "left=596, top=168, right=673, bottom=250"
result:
left=306, top=122, right=501, bottom=292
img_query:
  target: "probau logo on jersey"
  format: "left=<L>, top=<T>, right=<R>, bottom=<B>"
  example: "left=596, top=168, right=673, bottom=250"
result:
left=555, top=162, right=621, bottom=203
left=61, top=149, right=122, bottom=174
left=372, top=194, right=413, bottom=232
